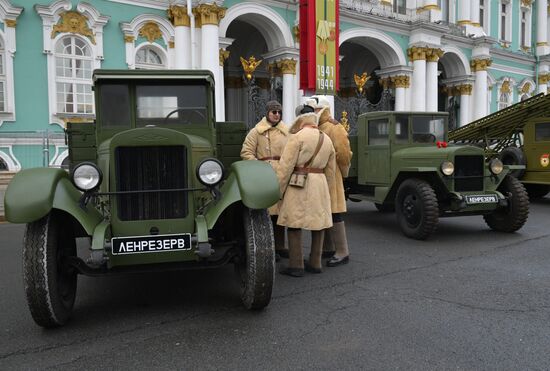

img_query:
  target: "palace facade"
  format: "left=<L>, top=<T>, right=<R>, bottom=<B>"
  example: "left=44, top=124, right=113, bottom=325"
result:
left=0, top=0, right=547, bottom=170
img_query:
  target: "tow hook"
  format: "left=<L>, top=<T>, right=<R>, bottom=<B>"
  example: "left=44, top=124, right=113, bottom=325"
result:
left=195, top=242, right=214, bottom=258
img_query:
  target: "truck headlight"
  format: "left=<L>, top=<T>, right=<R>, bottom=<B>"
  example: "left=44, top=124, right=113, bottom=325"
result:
left=197, top=159, right=224, bottom=186
left=489, top=158, right=503, bottom=175
left=440, top=161, right=454, bottom=176
left=71, top=162, right=102, bottom=191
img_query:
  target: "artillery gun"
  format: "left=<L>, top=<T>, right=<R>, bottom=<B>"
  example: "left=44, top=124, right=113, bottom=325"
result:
left=449, top=93, right=550, bottom=198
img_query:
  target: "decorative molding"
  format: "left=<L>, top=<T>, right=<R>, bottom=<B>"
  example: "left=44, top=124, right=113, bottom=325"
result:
left=4, top=19, right=16, bottom=28
left=536, top=42, right=549, bottom=47
left=538, top=74, right=550, bottom=85
left=194, top=3, right=226, bottom=27
left=124, top=35, right=134, bottom=43
left=139, top=21, right=162, bottom=43
left=520, top=82, right=531, bottom=94
left=167, top=5, right=190, bottom=27
left=379, top=77, right=391, bottom=90
left=276, top=58, right=297, bottom=75
left=168, top=40, right=174, bottom=49
left=500, top=80, right=511, bottom=94
left=470, top=58, right=492, bottom=72
left=292, top=25, right=299, bottom=43
left=219, top=48, right=230, bottom=66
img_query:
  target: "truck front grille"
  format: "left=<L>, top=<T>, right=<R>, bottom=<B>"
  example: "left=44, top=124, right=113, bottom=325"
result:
left=115, top=146, right=188, bottom=221
left=454, top=155, right=484, bottom=192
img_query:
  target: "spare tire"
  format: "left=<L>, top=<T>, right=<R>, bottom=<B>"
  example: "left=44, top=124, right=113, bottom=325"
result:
left=499, top=147, right=526, bottom=179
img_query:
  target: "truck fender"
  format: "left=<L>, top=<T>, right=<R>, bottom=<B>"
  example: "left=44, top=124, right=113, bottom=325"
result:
left=5, top=168, right=102, bottom=235
left=204, top=160, right=279, bottom=229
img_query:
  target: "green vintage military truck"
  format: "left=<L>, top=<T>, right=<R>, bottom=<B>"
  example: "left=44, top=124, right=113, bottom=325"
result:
left=345, top=111, right=529, bottom=240
left=449, top=93, right=550, bottom=199
left=4, top=70, right=279, bottom=327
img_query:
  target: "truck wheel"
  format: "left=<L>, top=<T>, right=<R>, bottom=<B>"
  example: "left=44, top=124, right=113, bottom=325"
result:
left=524, top=184, right=550, bottom=199
left=374, top=203, right=395, bottom=213
left=395, top=179, right=439, bottom=240
left=238, top=208, right=275, bottom=310
left=499, top=147, right=526, bottom=179
left=22, top=211, right=77, bottom=328
left=483, top=175, right=529, bottom=233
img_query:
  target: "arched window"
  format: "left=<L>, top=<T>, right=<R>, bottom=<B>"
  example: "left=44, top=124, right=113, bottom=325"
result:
left=0, top=38, right=5, bottom=112
left=135, top=46, right=165, bottom=69
left=0, top=157, right=7, bottom=171
left=498, top=91, right=511, bottom=110
left=55, top=36, right=93, bottom=114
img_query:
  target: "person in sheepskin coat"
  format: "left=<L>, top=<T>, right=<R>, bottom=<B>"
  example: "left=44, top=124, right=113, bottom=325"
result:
left=276, top=112, right=336, bottom=277
left=241, top=100, right=289, bottom=257
left=307, top=96, right=353, bottom=267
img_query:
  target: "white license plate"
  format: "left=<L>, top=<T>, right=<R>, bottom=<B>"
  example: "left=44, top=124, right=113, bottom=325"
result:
left=111, top=233, right=192, bottom=255
left=465, top=195, right=498, bottom=204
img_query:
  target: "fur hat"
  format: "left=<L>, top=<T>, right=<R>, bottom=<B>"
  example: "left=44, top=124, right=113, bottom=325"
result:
left=306, top=96, right=330, bottom=109
left=266, top=100, right=282, bottom=114
left=295, top=104, right=315, bottom=117
left=289, top=112, right=319, bottom=134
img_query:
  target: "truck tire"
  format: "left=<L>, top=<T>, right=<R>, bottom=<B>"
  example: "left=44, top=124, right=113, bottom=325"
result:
left=524, top=184, right=550, bottom=199
left=483, top=175, right=529, bottom=232
left=499, top=147, right=526, bottom=179
left=238, top=208, right=275, bottom=310
left=374, top=203, right=395, bottom=213
left=395, top=179, right=439, bottom=240
left=22, top=211, right=77, bottom=328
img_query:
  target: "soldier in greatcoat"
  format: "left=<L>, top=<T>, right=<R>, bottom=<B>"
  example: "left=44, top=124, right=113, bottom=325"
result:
left=308, top=96, right=353, bottom=267
left=240, top=101, right=289, bottom=256
left=276, top=112, right=336, bottom=277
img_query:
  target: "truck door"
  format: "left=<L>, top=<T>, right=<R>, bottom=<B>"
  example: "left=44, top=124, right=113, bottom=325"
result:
left=525, top=121, right=550, bottom=173
left=360, top=118, right=390, bottom=185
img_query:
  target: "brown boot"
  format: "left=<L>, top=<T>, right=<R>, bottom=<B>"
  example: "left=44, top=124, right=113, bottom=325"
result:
left=327, top=222, right=350, bottom=267
left=280, top=229, right=304, bottom=277
left=272, top=216, right=288, bottom=259
left=306, top=230, right=324, bottom=273
left=322, top=227, right=335, bottom=258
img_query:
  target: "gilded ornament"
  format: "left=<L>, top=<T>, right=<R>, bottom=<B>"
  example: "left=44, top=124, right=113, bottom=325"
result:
left=219, top=49, right=230, bottom=66
left=51, top=11, right=96, bottom=44
left=5, top=19, right=16, bottom=28
left=292, top=25, right=300, bottom=43
left=501, top=80, right=511, bottom=94
left=124, top=35, right=135, bottom=43
left=194, top=4, right=227, bottom=26
left=426, top=48, right=444, bottom=62
left=139, top=22, right=162, bottom=43
left=470, top=58, right=492, bottom=72
left=407, top=46, right=427, bottom=61
left=167, top=5, right=190, bottom=27
left=521, top=0, right=532, bottom=7
left=340, top=111, right=350, bottom=133
left=391, top=75, right=410, bottom=89
left=379, top=77, right=391, bottom=90
left=168, top=41, right=175, bottom=49
left=457, top=84, right=473, bottom=96
left=520, top=83, right=531, bottom=94
left=277, top=59, right=297, bottom=75
left=240, top=56, right=262, bottom=81
left=354, top=72, right=370, bottom=93
left=538, top=74, right=550, bottom=85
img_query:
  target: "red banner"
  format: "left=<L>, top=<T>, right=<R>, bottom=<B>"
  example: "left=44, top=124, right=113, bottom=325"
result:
left=299, top=0, right=339, bottom=94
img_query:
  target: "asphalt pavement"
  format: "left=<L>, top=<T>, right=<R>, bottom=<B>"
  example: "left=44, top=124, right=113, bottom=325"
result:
left=1, top=196, right=550, bottom=370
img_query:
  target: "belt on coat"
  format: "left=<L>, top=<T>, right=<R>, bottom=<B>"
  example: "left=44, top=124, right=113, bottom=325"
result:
left=293, top=166, right=324, bottom=174
left=260, top=156, right=280, bottom=161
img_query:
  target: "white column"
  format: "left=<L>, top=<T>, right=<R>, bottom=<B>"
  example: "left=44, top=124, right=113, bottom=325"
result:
left=472, top=59, right=490, bottom=120
left=391, top=75, right=409, bottom=112
left=124, top=36, right=135, bottom=69
left=409, top=47, right=427, bottom=111
left=458, top=0, right=471, bottom=25
left=277, top=59, right=298, bottom=125
left=218, top=49, right=229, bottom=121
left=168, top=6, right=191, bottom=69
left=537, top=0, right=549, bottom=56
left=195, top=4, right=226, bottom=120
left=426, top=49, right=442, bottom=112
left=471, top=0, right=480, bottom=26
left=458, top=84, right=472, bottom=126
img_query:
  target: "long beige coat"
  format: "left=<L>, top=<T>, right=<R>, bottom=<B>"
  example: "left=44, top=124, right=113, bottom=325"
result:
left=277, top=123, right=336, bottom=231
left=318, top=107, right=353, bottom=213
left=240, top=117, right=288, bottom=215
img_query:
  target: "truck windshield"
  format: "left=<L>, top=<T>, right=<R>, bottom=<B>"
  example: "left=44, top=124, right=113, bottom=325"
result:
left=535, top=123, right=550, bottom=141
left=136, top=84, right=208, bottom=126
left=411, top=116, right=445, bottom=143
